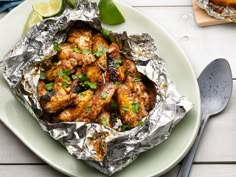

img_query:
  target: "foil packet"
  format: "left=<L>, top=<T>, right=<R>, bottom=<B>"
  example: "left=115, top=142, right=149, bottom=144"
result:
left=198, top=0, right=236, bottom=22
left=0, top=0, right=193, bottom=175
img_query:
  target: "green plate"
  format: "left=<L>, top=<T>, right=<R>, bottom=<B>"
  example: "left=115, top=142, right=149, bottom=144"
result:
left=0, top=0, right=201, bottom=176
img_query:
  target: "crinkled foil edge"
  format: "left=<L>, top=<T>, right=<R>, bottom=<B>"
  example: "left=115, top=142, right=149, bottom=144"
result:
left=198, top=0, right=236, bottom=22
left=0, top=0, right=193, bottom=175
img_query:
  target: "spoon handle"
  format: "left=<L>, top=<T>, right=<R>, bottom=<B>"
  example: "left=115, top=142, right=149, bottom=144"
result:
left=177, top=114, right=208, bottom=177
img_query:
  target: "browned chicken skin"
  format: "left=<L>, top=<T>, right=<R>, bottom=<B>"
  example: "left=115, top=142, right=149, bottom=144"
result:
left=38, top=25, right=155, bottom=131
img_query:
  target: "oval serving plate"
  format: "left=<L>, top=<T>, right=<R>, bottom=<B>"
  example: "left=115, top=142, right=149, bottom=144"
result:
left=0, top=0, right=201, bottom=176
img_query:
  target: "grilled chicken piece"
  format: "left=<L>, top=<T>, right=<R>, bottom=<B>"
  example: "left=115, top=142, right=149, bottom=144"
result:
left=45, top=59, right=77, bottom=81
left=38, top=80, right=48, bottom=98
left=125, top=76, right=152, bottom=111
left=117, top=84, right=148, bottom=127
left=108, top=43, right=120, bottom=59
left=93, top=33, right=109, bottom=50
left=97, top=112, right=111, bottom=127
left=40, top=81, right=78, bottom=113
left=123, top=59, right=141, bottom=78
left=93, top=33, right=109, bottom=70
left=82, top=64, right=103, bottom=84
left=57, top=43, right=96, bottom=66
left=67, top=29, right=93, bottom=50
left=58, top=90, right=93, bottom=122
left=77, top=83, right=116, bottom=121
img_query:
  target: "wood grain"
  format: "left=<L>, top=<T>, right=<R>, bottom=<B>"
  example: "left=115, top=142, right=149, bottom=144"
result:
left=137, top=7, right=236, bottom=78
left=192, top=0, right=229, bottom=26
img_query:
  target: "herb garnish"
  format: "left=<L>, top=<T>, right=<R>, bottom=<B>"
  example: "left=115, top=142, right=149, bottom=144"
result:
left=83, top=81, right=97, bottom=90
left=101, top=92, right=108, bottom=100
left=121, top=124, right=131, bottom=131
left=134, top=77, right=141, bottom=82
left=137, top=121, right=144, bottom=126
left=85, top=105, right=91, bottom=113
left=110, top=102, right=118, bottom=109
left=62, top=81, right=71, bottom=88
left=132, top=102, right=140, bottom=113
left=73, top=47, right=81, bottom=53
left=44, top=82, right=54, bottom=91
left=93, top=45, right=108, bottom=57
left=53, top=42, right=61, bottom=51
left=100, top=117, right=107, bottom=126
left=82, top=48, right=89, bottom=54
left=115, top=81, right=122, bottom=86
left=58, top=69, right=70, bottom=81
left=40, top=71, right=46, bottom=80
left=122, top=105, right=129, bottom=112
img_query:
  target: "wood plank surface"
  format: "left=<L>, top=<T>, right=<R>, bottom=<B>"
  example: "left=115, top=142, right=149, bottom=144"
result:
left=120, top=0, right=191, bottom=6
left=136, top=7, right=236, bottom=77
left=1, top=165, right=236, bottom=177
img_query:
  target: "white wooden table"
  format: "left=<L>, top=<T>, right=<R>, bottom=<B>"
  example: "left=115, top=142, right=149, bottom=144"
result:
left=1, top=0, right=236, bottom=176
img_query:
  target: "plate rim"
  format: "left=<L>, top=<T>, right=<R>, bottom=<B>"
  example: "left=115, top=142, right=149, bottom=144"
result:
left=0, top=0, right=201, bottom=176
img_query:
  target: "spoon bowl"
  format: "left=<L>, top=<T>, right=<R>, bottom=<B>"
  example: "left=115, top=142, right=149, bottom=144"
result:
left=198, top=58, right=233, bottom=116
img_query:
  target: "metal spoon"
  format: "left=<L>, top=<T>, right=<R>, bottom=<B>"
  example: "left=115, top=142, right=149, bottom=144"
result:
left=177, top=58, right=233, bottom=177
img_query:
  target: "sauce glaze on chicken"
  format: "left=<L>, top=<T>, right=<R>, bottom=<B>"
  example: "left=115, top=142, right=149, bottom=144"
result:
left=38, top=24, right=156, bottom=131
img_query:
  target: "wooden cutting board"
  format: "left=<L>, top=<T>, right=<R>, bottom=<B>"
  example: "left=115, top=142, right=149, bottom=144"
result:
left=192, top=0, right=230, bottom=26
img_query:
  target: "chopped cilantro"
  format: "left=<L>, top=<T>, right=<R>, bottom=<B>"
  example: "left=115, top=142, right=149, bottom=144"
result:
left=82, top=48, right=89, bottom=54
left=132, top=102, right=140, bottom=113
left=134, top=77, right=141, bottom=82
left=122, top=105, right=129, bottom=112
left=73, top=47, right=81, bottom=53
left=44, top=82, right=54, bottom=91
left=53, top=42, right=61, bottom=52
left=39, top=71, right=46, bottom=80
left=83, top=81, right=97, bottom=90
left=62, top=81, right=71, bottom=88
left=137, top=121, right=144, bottom=126
left=85, top=105, right=91, bottom=113
left=121, top=124, right=131, bottom=132
left=100, top=117, right=107, bottom=126
left=101, top=92, right=108, bottom=100
left=58, top=69, right=70, bottom=81
left=115, top=81, right=122, bottom=86
left=78, top=74, right=88, bottom=82
left=53, top=62, right=58, bottom=66
left=93, top=45, right=108, bottom=58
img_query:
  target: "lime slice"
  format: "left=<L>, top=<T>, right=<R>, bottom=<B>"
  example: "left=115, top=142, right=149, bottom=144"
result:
left=33, top=0, right=64, bottom=18
left=98, top=0, right=125, bottom=25
left=22, top=11, right=43, bottom=35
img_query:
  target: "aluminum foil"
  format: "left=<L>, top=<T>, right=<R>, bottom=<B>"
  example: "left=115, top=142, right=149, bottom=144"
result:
left=0, top=0, right=193, bottom=175
left=198, top=0, right=236, bottom=22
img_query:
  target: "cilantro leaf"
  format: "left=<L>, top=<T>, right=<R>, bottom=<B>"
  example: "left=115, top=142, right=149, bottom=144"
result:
left=137, top=121, right=144, bottom=126
left=53, top=42, right=61, bottom=51
left=115, top=81, right=122, bottom=86
left=122, top=105, right=129, bottom=112
left=101, top=92, right=108, bottom=100
left=40, top=71, right=46, bottom=80
left=134, top=77, right=141, bottom=82
left=73, top=47, right=81, bottom=53
left=121, top=124, right=131, bottom=132
left=132, top=102, right=140, bottom=113
left=93, top=45, right=108, bottom=58
left=83, top=81, right=97, bottom=90
left=44, top=82, right=54, bottom=91
left=62, top=81, right=71, bottom=88
left=100, top=117, right=107, bottom=126
left=82, top=48, right=89, bottom=54
left=85, top=105, right=91, bottom=113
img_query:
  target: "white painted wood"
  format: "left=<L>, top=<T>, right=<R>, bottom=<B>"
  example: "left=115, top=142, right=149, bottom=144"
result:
left=0, top=122, right=43, bottom=163
left=190, top=165, right=236, bottom=177
left=136, top=7, right=236, bottom=78
left=194, top=82, right=236, bottom=162
left=0, top=165, right=66, bottom=177
left=119, top=0, right=192, bottom=6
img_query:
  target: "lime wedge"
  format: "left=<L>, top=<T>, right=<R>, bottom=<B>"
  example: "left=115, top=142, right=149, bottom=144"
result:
left=33, top=0, right=64, bottom=18
left=98, top=0, right=125, bottom=25
left=65, top=0, right=77, bottom=8
left=22, top=11, right=43, bottom=35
